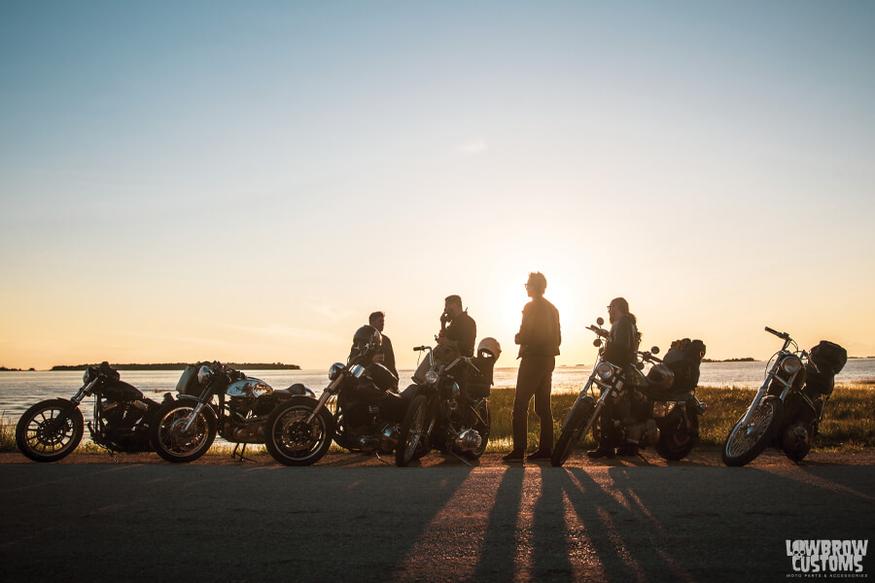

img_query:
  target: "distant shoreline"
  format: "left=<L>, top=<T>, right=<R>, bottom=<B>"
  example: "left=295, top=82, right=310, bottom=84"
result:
left=702, top=357, right=757, bottom=363
left=48, top=362, right=301, bottom=371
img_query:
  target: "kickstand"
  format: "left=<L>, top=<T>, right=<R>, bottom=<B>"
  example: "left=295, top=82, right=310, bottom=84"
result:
left=231, top=443, right=255, bottom=463
left=450, top=450, right=474, bottom=467
left=374, top=451, right=392, bottom=465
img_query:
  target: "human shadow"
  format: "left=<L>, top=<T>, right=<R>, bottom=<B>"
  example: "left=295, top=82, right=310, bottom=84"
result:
left=472, top=466, right=526, bottom=580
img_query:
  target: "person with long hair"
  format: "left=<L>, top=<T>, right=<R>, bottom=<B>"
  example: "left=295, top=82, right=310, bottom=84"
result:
left=587, top=297, right=642, bottom=458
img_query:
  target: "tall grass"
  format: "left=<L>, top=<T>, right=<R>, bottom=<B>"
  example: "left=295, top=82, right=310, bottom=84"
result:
left=486, top=384, right=875, bottom=451
left=0, top=413, right=16, bottom=452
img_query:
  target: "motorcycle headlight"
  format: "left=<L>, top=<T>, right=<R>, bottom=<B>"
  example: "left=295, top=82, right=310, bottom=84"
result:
left=82, top=368, right=94, bottom=384
left=197, top=365, right=215, bottom=385
left=425, top=370, right=440, bottom=385
left=328, top=362, right=345, bottom=381
left=780, top=356, right=803, bottom=375
left=595, top=362, right=615, bottom=382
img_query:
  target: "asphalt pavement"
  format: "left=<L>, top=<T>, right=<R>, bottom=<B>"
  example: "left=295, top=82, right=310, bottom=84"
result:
left=1, top=451, right=873, bottom=582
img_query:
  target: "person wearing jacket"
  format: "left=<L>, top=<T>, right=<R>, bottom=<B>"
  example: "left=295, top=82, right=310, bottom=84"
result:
left=503, top=272, right=561, bottom=462
left=588, top=297, right=642, bottom=458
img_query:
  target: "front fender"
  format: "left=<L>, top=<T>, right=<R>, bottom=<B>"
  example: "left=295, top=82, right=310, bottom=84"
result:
left=168, top=395, right=218, bottom=423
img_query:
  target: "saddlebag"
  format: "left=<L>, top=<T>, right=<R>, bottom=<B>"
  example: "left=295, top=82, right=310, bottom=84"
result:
left=175, top=364, right=202, bottom=396
left=809, top=340, right=847, bottom=375
left=661, top=338, right=706, bottom=393
left=462, top=355, right=496, bottom=399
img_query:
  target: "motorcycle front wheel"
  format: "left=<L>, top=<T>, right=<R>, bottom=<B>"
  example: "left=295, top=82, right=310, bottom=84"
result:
left=396, top=395, right=431, bottom=467
left=16, top=399, right=84, bottom=462
left=551, top=396, right=597, bottom=467
left=266, top=399, right=334, bottom=466
left=151, top=401, right=217, bottom=463
left=722, top=395, right=782, bottom=467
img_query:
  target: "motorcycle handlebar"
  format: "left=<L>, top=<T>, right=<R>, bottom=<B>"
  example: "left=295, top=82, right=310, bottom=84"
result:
left=764, top=326, right=789, bottom=340
left=413, top=345, right=430, bottom=352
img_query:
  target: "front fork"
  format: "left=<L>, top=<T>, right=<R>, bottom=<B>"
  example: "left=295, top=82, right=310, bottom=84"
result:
left=738, top=368, right=797, bottom=427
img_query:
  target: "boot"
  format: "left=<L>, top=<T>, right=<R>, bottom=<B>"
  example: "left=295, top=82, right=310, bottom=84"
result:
left=586, top=444, right=615, bottom=459
left=502, top=449, right=525, bottom=463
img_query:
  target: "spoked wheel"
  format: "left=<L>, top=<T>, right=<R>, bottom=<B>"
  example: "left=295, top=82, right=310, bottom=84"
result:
left=16, top=399, right=84, bottom=462
left=396, top=395, right=430, bottom=467
left=266, top=400, right=334, bottom=466
left=722, top=396, right=782, bottom=467
left=151, top=401, right=217, bottom=463
left=551, top=397, right=597, bottom=467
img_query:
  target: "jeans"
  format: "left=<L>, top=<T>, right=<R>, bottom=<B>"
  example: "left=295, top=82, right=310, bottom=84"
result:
left=512, top=355, right=555, bottom=452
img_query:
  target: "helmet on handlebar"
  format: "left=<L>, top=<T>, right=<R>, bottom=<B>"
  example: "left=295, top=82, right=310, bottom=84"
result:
left=477, top=337, right=502, bottom=359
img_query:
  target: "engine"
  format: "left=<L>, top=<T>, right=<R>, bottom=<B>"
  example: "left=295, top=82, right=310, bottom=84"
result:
left=452, top=428, right=483, bottom=453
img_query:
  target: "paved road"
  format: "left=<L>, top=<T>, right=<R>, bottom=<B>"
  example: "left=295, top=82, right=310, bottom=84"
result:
left=1, top=452, right=873, bottom=582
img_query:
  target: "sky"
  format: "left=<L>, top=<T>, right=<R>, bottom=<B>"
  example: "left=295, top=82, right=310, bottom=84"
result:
left=1, top=1, right=874, bottom=370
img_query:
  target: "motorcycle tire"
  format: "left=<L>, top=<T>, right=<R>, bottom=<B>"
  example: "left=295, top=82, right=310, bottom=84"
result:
left=722, top=395, right=782, bottom=467
left=16, top=399, right=84, bottom=462
left=551, top=396, right=597, bottom=467
left=396, top=395, right=431, bottom=467
left=151, top=400, right=217, bottom=463
left=656, top=409, right=697, bottom=461
left=266, top=397, right=334, bottom=466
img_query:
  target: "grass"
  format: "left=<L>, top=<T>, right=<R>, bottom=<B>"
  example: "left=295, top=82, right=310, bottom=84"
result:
left=0, top=413, right=15, bottom=452
left=486, top=383, right=875, bottom=451
left=2, top=384, right=873, bottom=456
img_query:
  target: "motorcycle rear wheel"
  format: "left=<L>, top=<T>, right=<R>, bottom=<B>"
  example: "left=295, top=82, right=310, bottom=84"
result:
left=656, top=408, right=698, bottom=461
left=266, top=400, right=334, bottom=466
left=551, top=397, right=597, bottom=467
left=722, top=396, right=782, bottom=467
left=16, top=399, right=84, bottom=462
left=151, top=401, right=216, bottom=463
left=396, top=395, right=430, bottom=467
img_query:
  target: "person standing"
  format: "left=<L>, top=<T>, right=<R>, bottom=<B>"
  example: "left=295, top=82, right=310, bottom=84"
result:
left=369, top=311, right=398, bottom=380
left=503, top=272, right=561, bottom=462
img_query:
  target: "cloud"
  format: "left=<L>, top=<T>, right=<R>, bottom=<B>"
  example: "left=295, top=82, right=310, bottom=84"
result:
left=457, top=140, right=488, bottom=155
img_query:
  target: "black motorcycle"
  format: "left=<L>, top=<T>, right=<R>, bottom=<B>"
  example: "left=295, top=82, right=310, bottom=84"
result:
left=551, top=318, right=706, bottom=467
left=722, top=327, right=846, bottom=466
left=150, top=361, right=313, bottom=463
left=15, top=362, right=168, bottom=462
left=395, top=339, right=499, bottom=467
left=265, top=351, right=406, bottom=466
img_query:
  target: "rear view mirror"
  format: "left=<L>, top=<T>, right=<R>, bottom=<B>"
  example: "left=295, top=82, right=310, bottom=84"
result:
left=596, top=317, right=604, bottom=326
left=651, top=346, right=660, bottom=355
left=593, top=339, right=602, bottom=347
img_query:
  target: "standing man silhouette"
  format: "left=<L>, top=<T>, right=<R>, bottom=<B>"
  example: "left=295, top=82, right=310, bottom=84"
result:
left=504, top=272, right=561, bottom=462
left=369, top=311, right=398, bottom=380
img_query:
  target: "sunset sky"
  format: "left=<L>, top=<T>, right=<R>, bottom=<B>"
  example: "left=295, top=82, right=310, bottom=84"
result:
left=2, top=1, right=874, bottom=370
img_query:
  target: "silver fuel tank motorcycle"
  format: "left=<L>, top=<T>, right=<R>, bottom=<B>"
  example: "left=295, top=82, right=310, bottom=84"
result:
left=150, top=362, right=313, bottom=463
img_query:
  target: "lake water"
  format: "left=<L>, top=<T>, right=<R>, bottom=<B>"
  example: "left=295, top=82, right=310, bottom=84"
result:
left=2, top=359, right=873, bottom=425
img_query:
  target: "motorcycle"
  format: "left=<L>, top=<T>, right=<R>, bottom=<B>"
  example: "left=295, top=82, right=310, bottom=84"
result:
left=150, top=361, right=313, bottom=463
left=551, top=318, right=706, bottom=467
left=15, top=362, right=169, bottom=462
left=395, top=338, right=500, bottom=467
left=722, top=327, right=846, bottom=466
left=264, top=350, right=406, bottom=466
